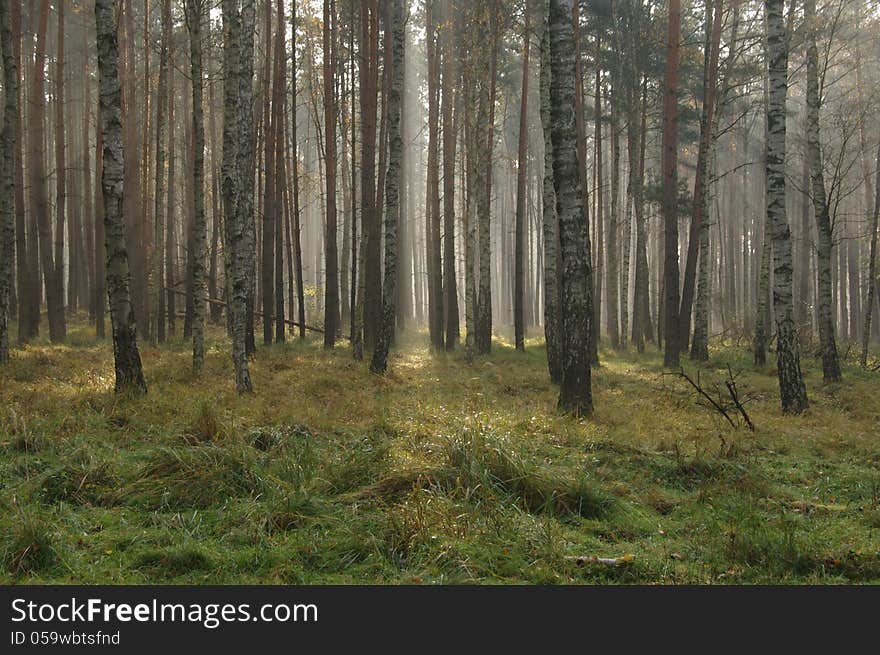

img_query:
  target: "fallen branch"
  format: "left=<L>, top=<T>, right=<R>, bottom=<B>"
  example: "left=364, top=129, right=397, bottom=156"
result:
left=725, top=366, right=755, bottom=432
left=163, top=288, right=324, bottom=334
left=565, top=554, right=635, bottom=567
left=679, top=367, right=737, bottom=429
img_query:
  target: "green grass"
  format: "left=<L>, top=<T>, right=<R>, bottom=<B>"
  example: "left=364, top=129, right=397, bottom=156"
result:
left=1, top=316, right=879, bottom=584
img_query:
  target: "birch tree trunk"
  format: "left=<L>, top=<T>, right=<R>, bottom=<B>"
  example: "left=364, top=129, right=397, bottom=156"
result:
left=804, top=0, right=841, bottom=383
left=370, top=0, right=405, bottom=374
left=186, top=0, right=208, bottom=371
left=540, top=8, right=562, bottom=384
left=221, top=0, right=253, bottom=392
left=549, top=0, right=592, bottom=415
left=765, top=0, right=807, bottom=413
left=95, top=0, right=147, bottom=394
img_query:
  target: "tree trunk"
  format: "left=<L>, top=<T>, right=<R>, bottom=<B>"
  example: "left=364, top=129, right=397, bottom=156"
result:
left=186, top=0, right=208, bottom=370
left=426, top=0, right=444, bottom=351
left=95, top=0, right=147, bottom=394
left=804, top=0, right=840, bottom=383
left=476, top=0, right=498, bottom=355
left=513, top=0, right=531, bottom=352
left=273, top=0, right=286, bottom=344
left=153, top=0, right=172, bottom=345
left=679, top=0, right=723, bottom=352
left=442, top=0, right=459, bottom=350
left=550, top=0, right=592, bottom=414
left=221, top=0, right=253, bottom=392
left=861, top=142, right=880, bottom=368
left=53, top=0, right=67, bottom=338
left=0, top=0, right=16, bottom=361
left=540, top=8, right=562, bottom=384
left=765, top=0, right=807, bottom=413
left=370, top=0, right=404, bottom=373
left=661, top=0, right=681, bottom=368
left=12, top=0, right=35, bottom=342
left=165, top=61, right=177, bottom=338
left=31, top=0, right=64, bottom=342
left=291, top=1, right=305, bottom=341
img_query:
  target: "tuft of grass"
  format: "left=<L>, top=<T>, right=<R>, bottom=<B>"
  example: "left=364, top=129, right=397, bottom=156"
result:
left=38, top=450, right=117, bottom=506
left=444, top=428, right=614, bottom=519
left=134, top=547, right=214, bottom=576
left=324, top=431, right=391, bottom=493
left=123, top=445, right=265, bottom=509
left=1, top=513, right=57, bottom=576
left=184, top=402, right=225, bottom=444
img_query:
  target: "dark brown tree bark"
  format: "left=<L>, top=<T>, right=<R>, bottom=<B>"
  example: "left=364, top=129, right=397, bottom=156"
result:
left=442, top=0, right=460, bottom=350
left=0, top=0, right=16, bottom=361
left=323, top=0, right=340, bottom=348
left=514, top=0, right=532, bottom=352
left=661, top=0, right=681, bottom=368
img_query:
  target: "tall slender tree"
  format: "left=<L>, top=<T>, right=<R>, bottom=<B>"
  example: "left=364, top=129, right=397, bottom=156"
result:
left=0, top=0, right=16, bottom=362
left=221, top=0, right=254, bottom=392
left=95, top=0, right=147, bottom=394
left=661, top=0, right=681, bottom=368
left=513, top=0, right=532, bottom=352
left=549, top=0, right=592, bottom=414
left=152, top=0, right=172, bottom=346
left=371, top=0, right=405, bottom=374
left=186, top=0, right=208, bottom=371
left=441, top=0, right=459, bottom=351
left=803, top=0, right=840, bottom=383
left=765, top=0, right=807, bottom=413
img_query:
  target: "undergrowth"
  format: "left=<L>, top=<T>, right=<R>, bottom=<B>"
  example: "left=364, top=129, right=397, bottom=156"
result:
left=0, top=320, right=878, bottom=584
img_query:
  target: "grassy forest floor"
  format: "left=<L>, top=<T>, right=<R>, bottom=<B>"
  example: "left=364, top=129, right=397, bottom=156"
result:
left=1, top=317, right=879, bottom=584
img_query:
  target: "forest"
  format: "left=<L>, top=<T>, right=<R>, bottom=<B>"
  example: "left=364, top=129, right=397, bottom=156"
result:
left=0, top=0, right=878, bottom=585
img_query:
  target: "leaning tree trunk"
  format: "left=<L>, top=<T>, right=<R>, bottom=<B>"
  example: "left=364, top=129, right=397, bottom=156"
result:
left=765, top=0, right=807, bottom=413
left=0, top=0, right=17, bottom=362
left=95, top=0, right=147, bottom=394
left=804, top=0, right=840, bottom=383
left=370, top=0, right=404, bottom=374
left=549, top=0, right=592, bottom=415
left=540, top=8, right=562, bottom=384
left=186, top=0, right=208, bottom=372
